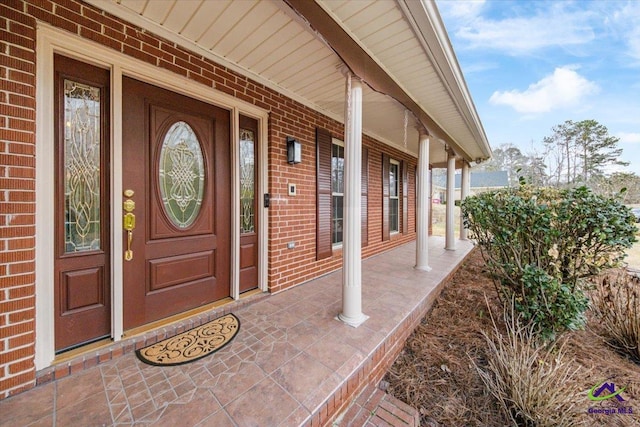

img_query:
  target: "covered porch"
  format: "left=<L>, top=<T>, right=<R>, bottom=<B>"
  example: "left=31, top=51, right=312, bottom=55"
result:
left=0, top=238, right=473, bottom=426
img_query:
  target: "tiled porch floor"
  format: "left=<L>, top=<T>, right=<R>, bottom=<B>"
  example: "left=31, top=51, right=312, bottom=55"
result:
left=0, top=238, right=473, bottom=427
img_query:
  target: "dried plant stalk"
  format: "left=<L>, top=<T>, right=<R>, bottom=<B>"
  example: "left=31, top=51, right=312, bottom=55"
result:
left=474, top=300, right=583, bottom=427
left=591, top=271, right=640, bottom=361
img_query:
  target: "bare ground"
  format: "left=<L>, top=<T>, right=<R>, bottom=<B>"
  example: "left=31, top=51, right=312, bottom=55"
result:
left=384, top=249, right=640, bottom=426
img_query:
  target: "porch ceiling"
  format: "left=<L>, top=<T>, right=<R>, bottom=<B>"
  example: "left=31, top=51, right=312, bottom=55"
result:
left=87, top=0, right=490, bottom=166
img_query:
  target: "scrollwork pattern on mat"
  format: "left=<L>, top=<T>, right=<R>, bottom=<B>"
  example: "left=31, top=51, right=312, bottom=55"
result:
left=136, top=313, right=240, bottom=366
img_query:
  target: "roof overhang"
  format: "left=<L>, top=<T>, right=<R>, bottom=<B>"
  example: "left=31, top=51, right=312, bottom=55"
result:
left=85, top=0, right=491, bottom=165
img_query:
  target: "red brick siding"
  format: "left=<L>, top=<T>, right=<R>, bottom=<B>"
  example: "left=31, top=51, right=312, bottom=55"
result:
left=0, top=0, right=419, bottom=398
left=1, top=0, right=38, bottom=400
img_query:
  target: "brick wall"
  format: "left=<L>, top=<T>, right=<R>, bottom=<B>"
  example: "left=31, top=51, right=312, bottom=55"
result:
left=0, top=0, right=418, bottom=398
left=1, top=0, right=39, bottom=399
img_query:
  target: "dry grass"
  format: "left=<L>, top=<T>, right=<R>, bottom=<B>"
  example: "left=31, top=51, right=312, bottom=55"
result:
left=625, top=235, right=640, bottom=270
left=591, top=271, right=640, bottom=362
left=430, top=203, right=460, bottom=237
left=475, top=303, right=582, bottom=426
left=385, top=249, right=640, bottom=426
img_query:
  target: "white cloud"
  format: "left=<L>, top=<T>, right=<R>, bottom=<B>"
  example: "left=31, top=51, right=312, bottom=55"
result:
left=460, top=61, right=498, bottom=75
left=613, top=2, right=640, bottom=65
left=489, top=67, right=599, bottom=114
left=618, top=132, right=640, bottom=144
left=449, top=3, right=595, bottom=55
left=437, top=0, right=485, bottom=21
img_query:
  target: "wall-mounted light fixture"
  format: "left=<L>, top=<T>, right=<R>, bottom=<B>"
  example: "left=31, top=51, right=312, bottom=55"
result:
left=286, top=136, right=302, bottom=164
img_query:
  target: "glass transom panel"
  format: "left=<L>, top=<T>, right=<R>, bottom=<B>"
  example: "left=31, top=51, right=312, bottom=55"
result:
left=63, top=79, right=102, bottom=253
left=158, top=121, right=205, bottom=228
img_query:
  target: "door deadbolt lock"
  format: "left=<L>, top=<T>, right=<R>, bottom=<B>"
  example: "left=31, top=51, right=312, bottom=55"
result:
left=123, top=199, right=135, bottom=212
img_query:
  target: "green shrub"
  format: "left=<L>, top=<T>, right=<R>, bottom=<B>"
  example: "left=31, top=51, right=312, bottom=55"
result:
left=462, top=184, right=637, bottom=340
left=516, top=265, right=590, bottom=340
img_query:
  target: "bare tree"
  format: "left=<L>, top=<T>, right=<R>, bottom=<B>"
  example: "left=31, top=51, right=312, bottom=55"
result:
left=476, top=143, right=548, bottom=187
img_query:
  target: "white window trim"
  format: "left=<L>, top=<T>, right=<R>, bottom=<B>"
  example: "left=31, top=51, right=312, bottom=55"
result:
left=331, top=138, right=344, bottom=249
left=390, top=158, right=400, bottom=234
left=36, top=24, right=268, bottom=369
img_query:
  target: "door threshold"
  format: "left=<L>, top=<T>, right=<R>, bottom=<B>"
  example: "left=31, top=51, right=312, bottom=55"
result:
left=123, top=297, right=235, bottom=339
left=53, top=338, right=114, bottom=365
left=240, top=288, right=263, bottom=298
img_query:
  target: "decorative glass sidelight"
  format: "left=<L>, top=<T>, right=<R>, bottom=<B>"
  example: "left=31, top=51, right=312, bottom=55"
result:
left=64, top=79, right=102, bottom=253
left=159, top=121, right=205, bottom=228
left=239, top=128, right=255, bottom=234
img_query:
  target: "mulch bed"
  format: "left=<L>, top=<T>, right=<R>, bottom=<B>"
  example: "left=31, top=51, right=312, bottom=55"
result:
left=384, top=248, right=640, bottom=426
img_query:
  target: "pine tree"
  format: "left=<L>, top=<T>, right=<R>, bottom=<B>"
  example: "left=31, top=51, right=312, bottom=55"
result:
left=542, top=120, right=629, bottom=186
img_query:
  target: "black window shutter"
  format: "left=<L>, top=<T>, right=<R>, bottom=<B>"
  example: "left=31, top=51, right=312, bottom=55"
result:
left=402, top=160, right=408, bottom=234
left=316, top=128, right=333, bottom=260
left=382, top=152, right=390, bottom=241
left=361, top=147, right=368, bottom=246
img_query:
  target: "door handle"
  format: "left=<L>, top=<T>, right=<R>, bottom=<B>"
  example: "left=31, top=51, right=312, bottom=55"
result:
left=125, top=229, right=133, bottom=261
left=123, top=209, right=135, bottom=261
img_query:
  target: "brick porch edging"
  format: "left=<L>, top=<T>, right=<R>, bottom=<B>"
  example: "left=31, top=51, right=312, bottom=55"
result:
left=33, top=292, right=270, bottom=390
left=337, top=383, right=420, bottom=426
left=306, top=249, right=475, bottom=427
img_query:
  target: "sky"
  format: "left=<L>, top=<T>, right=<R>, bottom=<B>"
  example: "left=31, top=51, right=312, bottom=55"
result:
left=436, top=0, right=640, bottom=175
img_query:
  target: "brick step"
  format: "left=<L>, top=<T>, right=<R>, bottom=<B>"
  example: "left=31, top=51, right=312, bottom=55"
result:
left=336, top=383, right=419, bottom=427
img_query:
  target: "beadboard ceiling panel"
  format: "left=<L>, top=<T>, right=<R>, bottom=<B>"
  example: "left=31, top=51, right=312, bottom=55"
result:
left=87, top=0, right=490, bottom=165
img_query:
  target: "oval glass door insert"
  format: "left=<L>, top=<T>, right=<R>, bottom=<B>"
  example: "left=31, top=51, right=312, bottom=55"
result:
left=158, top=121, right=205, bottom=228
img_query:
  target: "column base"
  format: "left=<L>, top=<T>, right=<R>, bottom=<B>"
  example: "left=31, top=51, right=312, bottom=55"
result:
left=336, top=312, right=369, bottom=328
left=414, top=264, right=432, bottom=272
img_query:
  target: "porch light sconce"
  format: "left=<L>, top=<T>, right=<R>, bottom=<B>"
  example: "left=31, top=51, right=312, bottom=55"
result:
left=286, top=136, right=302, bottom=164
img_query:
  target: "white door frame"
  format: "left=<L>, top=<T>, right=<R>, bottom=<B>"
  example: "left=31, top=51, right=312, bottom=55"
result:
left=35, top=24, right=268, bottom=370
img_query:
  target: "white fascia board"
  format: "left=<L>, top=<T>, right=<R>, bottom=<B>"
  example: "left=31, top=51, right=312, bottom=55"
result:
left=400, top=0, right=492, bottom=160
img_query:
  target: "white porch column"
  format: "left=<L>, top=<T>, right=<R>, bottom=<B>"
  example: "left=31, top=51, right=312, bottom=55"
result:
left=445, top=148, right=456, bottom=250
left=339, top=72, right=368, bottom=327
left=459, top=161, right=470, bottom=240
left=415, top=129, right=431, bottom=271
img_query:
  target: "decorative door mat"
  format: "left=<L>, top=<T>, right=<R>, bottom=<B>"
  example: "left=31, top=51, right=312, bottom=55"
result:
left=135, top=313, right=240, bottom=366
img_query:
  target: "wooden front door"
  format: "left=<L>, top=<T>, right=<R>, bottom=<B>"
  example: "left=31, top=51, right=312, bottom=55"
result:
left=239, top=116, right=259, bottom=293
left=54, top=55, right=111, bottom=352
left=122, top=77, right=231, bottom=329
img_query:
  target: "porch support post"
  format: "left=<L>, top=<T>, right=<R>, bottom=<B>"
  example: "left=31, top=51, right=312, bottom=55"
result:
left=415, top=129, right=431, bottom=271
left=445, top=148, right=456, bottom=250
left=339, top=72, right=368, bottom=327
left=460, top=161, right=470, bottom=240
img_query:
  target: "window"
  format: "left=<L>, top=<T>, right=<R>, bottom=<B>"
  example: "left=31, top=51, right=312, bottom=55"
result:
left=62, top=79, right=104, bottom=252
left=382, top=154, right=407, bottom=241
left=239, top=128, right=256, bottom=234
left=389, top=159, right=400, bottom=233
left=331, top=140, right=344, bottom=246
left=316, top=127, right=368, bottom=260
